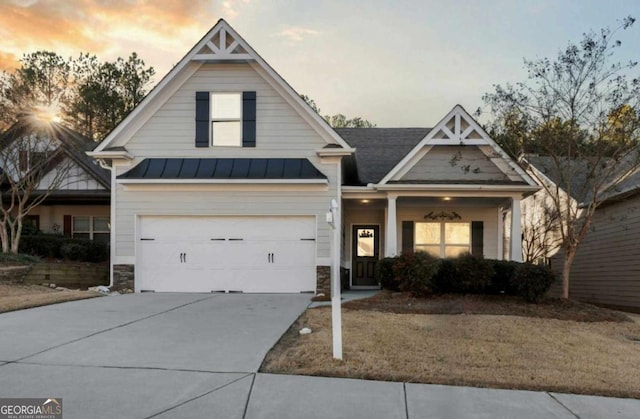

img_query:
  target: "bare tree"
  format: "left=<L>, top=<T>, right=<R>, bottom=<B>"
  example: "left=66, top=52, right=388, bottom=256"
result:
left=521, top=193, right=563, bottom=264
left=0, top=118, right=73, bottom=254
left=482, top=17, right=640, bottom=298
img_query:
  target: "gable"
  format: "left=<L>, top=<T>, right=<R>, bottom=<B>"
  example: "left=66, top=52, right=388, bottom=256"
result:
left=93, top=19, right=352, bottom=157
left=399, top=146, right=511, bottom=183
left=121, top=63, right=329, bottom=158
left=380, top=105, right=537, bottom=186
left=37, top=158, right=107, bottom=191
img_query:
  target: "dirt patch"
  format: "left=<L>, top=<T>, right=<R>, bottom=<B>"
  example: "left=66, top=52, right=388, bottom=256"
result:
left=342, top=291, right=632, bottom=322
left=262, top=294, right=640, bottom=398
left=0, top=283, right=102, bottom=313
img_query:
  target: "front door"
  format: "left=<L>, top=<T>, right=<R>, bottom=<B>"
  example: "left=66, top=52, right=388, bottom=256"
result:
left=352, top=225, right=380, bottom=287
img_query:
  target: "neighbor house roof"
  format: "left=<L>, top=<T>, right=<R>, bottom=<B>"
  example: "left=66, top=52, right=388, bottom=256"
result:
left=336, top=128, right=431, bottom=185
left=117, top=158, right=327, bottom=181
left=525, top=155, right=640, bottom=204
left=0, top=118, right=110, bottom=189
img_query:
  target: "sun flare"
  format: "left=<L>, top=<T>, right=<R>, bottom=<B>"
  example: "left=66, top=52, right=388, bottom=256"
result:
left=34, top=103, right=62, bottom=123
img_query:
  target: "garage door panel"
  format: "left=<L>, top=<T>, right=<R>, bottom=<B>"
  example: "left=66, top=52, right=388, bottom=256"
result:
left=138, top=216, right=316, bottom=293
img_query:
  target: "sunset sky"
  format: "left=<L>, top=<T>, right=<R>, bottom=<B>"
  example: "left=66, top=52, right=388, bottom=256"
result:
left=2, top=0, right=640, bottom=126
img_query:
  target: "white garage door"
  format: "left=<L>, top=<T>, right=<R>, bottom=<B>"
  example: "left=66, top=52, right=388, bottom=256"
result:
left=136, top=216, right=316, bottom=293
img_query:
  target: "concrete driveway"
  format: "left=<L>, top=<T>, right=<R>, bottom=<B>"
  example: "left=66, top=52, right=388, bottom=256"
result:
left=1, top=293, right=639, bottom=419
left=0, top=293, right=309, bottom=418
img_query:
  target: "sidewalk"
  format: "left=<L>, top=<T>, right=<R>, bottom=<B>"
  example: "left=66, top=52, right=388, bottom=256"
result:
left=158, top=372, right=640, bottom=419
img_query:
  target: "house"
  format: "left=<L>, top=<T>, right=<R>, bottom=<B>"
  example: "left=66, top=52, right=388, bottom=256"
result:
left=525, top=156, right=640, bottom=311
left=0, top=117, right=111, bottom=241
left=88, top=19, right=538, bottom=293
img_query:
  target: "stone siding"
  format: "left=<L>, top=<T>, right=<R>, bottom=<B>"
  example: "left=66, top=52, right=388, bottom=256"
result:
left=113, top=264, right=134, bottom=291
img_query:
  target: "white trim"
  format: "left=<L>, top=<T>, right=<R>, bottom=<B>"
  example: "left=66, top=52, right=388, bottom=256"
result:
left=116, top=178, right=328, bottom=185
left=374, top=184, right=540, bottom=192
left=248, top=62, right=352, bottom=150
left=93, top=19, right=352, bottom=153
left=316, top=148, right=356, bottom=157
left=378, top=105, right=537, bottom=186
left=86, top=150, right=134, bottom=160
left=109, top=164, right=116, bottom=288
left=349, top=223, right=382, bottom=289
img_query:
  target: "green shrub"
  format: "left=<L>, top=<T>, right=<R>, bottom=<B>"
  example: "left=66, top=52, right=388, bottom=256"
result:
left=19, top=234, right=109, bottom=263
left=84, top=240, right=110, bottom=263
left=392, top=252, right=440, bottom=297
left=488, top=260, right=520, bottom=295
left=375, top=257, right=399, bottom=291
left=430, top=258, right=458, bottom=293
left=60, top=242, right=88, bottom=261
left=455, top=253, right=494, bottom=294
left=19, top=234, right=64, bottom=258
left=512, top=263, right=556, bottom=302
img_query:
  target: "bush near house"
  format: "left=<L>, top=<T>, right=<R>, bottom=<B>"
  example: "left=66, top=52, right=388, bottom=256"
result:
left=376, top=253, right=556, bottom=303
left=19, top=234, right=109, bottom=263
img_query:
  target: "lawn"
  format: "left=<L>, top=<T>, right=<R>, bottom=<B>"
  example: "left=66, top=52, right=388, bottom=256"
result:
left=0, top=283, right=102, bottom=313
left=261, top=292, right=640, bottom=399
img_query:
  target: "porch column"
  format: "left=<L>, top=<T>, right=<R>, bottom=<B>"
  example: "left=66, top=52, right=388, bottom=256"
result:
left=385, top=196, right=397, bottom=257
left=510, top=197, right=523, bottom=262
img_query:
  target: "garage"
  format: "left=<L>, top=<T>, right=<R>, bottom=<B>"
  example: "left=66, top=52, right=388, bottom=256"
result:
left=137, top=216, right=317, bottom=293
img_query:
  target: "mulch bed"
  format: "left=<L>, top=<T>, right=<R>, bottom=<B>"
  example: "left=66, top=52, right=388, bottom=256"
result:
left=341, top=290, right=632, bottom=322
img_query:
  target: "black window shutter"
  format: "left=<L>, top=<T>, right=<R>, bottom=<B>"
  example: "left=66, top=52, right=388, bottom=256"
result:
left=471, top=221, right=484, bottom=257
left=242, top=91, right=256, bottom=147
left=63, top=215, right=72, bottom=237
left=401, top=221, right=414, bottom=254
left=195, top=91, right=210, bottom=148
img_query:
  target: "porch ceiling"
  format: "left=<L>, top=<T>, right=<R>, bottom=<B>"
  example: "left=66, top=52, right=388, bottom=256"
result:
left=344, top=196, right=512, bottom=208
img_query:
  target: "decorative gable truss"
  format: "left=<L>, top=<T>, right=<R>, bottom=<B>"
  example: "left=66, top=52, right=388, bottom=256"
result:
left=380, top=105, right=537, bottom=185
left=91, top=19, right=352, bottom=155
left=192, top=27, right=252, bottom=61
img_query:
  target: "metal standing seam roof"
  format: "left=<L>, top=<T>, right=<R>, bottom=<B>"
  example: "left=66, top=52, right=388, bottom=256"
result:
left=117, top=158, right=327, bottom=180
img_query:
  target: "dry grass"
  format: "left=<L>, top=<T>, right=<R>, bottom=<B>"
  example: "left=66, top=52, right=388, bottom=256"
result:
left=0, top=283, right=101, bottom=313
left=262, top=301, right=640, bottom=398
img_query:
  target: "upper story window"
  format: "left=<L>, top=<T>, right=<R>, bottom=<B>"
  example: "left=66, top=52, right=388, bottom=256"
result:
left=195, top=91, right=255, bottom=148
left=211, top=93, right=242, bottom=147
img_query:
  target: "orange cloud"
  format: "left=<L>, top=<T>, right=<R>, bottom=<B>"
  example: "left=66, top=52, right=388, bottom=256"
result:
left=0, top=1, right=244, bottom=77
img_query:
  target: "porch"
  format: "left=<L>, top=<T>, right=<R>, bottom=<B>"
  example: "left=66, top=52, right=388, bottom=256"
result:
left=341, top=193, right=524, bottom=289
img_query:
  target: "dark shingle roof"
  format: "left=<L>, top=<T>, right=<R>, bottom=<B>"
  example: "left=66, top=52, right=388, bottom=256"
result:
left=0, top=119, right=110, bottom=189
left=118, top=158, right=327, bottom=180
left=336, top=128, right=430, bottom=185
left=526, top=155, right=640, bottom=204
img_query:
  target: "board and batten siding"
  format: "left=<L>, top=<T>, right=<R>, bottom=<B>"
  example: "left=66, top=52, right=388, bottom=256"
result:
left=113, top=62, right=339, bottom=263
left=37, top=158, right=106, bottom=191
left=121, top=63, right=327, bottom=157
left=401, top=146, right=509, bottom=183
left=557, top=195, right=640, bottom=310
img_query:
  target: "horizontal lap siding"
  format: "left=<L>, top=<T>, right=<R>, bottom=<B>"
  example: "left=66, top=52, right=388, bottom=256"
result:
left=115, top=188, right=333, bottom=258
left=566, top=197, right=640, bottom=308
left=125, top=63, right=326, bottom=157
left=115, top=62, right=338, bottom=262
left=402, top=147, right=509, bottom=182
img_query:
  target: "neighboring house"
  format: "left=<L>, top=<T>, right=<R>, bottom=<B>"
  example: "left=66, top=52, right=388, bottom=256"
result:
left=525, top=156, right=640, bottom=311
left=0, top=118, right=111, bottom=242
left=88, top=19, right=538, bottom=293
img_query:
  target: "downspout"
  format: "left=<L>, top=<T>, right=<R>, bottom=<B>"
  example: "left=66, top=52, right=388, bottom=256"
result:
left=98, top=158, right=116, bottom=289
